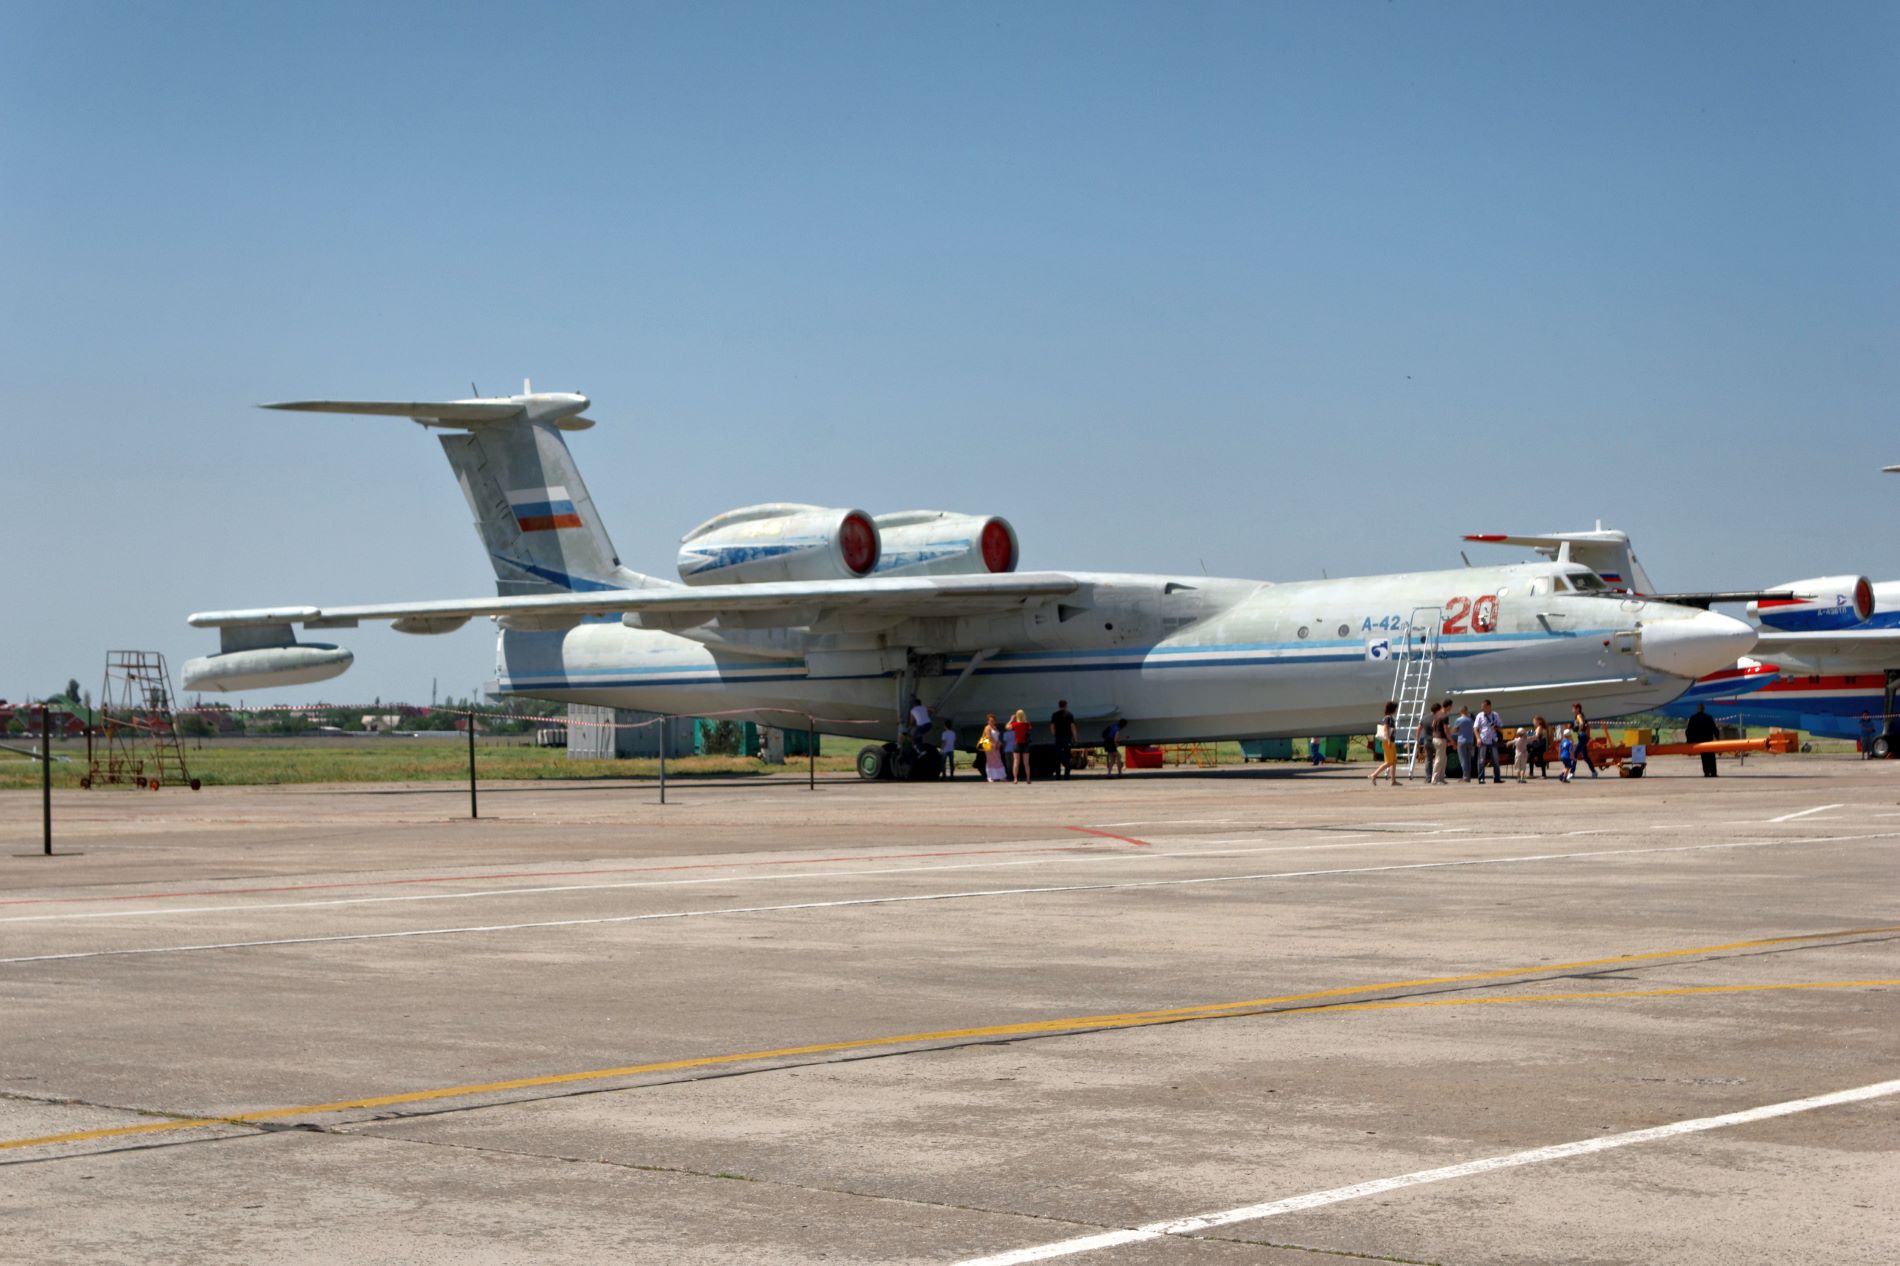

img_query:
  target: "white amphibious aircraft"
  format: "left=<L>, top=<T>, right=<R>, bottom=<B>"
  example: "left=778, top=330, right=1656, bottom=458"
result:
left=184, top=388, right=1756, bottom=777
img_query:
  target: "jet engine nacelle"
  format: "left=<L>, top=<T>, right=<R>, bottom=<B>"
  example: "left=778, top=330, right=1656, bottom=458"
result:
left=872, top=511, right=1019, bottom=576
left=1749, top=576, right=1875, bottom=631
left=677, top=503, right=880, bottom=585
left=181, top=644, right=354, bottom=693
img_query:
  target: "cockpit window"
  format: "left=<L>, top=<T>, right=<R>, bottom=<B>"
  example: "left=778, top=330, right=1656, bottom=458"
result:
left=1550, top=576, right=1569, bottom=592
left=1566, top=570, right=1610, bottom=592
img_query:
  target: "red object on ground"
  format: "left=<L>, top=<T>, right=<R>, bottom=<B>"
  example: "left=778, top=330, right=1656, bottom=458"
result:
left=1124, top=745, right=1165, bottom=769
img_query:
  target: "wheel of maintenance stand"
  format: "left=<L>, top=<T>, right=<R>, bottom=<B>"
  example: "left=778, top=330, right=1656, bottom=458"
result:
left=856, top=745, right=888, bottom=781
left=148, top=778, right=161, bottom=791
left=79, top=776, right=92, bottom=789
left=189, top=778, right=202, bottom=791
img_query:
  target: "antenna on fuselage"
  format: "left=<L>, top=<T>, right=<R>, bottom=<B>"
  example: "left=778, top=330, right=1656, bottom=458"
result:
left=1460, top=551, right=1471, bottom=568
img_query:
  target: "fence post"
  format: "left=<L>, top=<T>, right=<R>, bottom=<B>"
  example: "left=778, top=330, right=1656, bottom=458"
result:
left=41, top=706, right=53, bottom=856
left=658, top=717, right=667, bottom=805
left=808, top=721, right=816, bottom=790
left=467, top=709, right=478, bottom=820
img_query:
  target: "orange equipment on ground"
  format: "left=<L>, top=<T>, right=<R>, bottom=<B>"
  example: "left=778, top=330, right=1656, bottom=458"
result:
left=1592, top=729, right=1797, bottom=770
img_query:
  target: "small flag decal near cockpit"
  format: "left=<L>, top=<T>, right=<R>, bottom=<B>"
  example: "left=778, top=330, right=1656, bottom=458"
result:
left=508, top=486, right=582, bottom=532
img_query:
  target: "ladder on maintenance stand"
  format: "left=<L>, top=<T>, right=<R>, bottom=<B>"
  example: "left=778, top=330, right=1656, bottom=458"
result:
left=1389, top=607, right=1443, bottom=779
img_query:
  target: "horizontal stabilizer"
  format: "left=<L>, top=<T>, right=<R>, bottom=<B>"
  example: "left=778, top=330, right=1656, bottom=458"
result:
left=263, top=399, right=526, bottom=422
left=1463, top=528, right=1655, bottom=595
left=261, top=389, right=595, bottom=431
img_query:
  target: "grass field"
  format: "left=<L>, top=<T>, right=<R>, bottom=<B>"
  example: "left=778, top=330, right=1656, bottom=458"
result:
left=0, top=737, right=874, bottom=791
left=0, top=728, right=1857, bottom=791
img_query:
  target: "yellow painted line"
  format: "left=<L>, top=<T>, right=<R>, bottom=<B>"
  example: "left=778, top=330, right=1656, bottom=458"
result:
left=5, top=925, right=1896, bottom=1156
left=1272, top=980, right=1900, bottom=1018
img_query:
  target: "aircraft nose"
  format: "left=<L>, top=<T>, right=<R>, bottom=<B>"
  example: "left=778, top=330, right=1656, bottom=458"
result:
left=1639, top=609, right=1759, bottom=679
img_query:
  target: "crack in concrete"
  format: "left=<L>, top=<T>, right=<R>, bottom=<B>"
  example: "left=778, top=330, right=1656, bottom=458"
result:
left=321, top=1126, right=1448, bottom=1264
left=10, top=931, right=1892, bottom=1170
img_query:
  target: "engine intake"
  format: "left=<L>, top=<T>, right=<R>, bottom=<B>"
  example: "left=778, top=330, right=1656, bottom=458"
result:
left=872, top=511, right=1018, bottom=576
left=678, top=504, right=880, bottom=585
left=1750, top=575, right=1875, bottom=631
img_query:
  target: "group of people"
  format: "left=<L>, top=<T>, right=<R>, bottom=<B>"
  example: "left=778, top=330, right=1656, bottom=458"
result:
left=908, top=697, right=1129, bottom=783
left=1371, top=700, right=1603, bottom=785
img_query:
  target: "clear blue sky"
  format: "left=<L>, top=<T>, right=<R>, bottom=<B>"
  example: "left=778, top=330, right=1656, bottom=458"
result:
left=5, top=1, right=1895, bottom=705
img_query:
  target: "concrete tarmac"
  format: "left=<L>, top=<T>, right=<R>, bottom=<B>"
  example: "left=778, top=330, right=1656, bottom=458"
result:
left=1, top=757, right=1895, bottom=1264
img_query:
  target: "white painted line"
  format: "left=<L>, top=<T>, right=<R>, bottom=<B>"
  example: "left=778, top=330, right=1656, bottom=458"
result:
left=953, top=1077, right=1900, bottom=1265
left=3, top=833, right=1889, bottom=966
left=0, top=833, right=1533, bottom=926
left=1767, top=803, right=1845, bottom=824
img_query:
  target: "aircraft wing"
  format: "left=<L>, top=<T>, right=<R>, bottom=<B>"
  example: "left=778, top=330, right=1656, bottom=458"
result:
left=189, top=572, right=1083, bottom=630
left=1747, top=628, right=1900, bottom=675
left=1752, top=629, right=1900, bottom=658
left=1643, top=590, right=1798, bottom=610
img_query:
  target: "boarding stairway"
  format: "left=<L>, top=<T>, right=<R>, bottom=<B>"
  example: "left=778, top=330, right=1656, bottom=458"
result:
left=1389, top=607, right=1443, bottom=779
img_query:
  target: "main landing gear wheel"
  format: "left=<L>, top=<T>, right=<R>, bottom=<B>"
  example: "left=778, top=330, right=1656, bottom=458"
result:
left=1873, top=736, right=1893, bottom=760
left=856, top=745, right=891, bottom=781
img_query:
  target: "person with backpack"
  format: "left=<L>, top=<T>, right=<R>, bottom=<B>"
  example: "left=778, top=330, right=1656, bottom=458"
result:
left=1571, top=703, right=1600, bottom=778
left=1369, top=701, right=1399, bottom=786
left=981, top=713, right=1007, bottom=782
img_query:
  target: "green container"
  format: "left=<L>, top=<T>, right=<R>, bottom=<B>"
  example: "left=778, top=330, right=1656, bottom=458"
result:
left=693, top=718, right=760, bottom=756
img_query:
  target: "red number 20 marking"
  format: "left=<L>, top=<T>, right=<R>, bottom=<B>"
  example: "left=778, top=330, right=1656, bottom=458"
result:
left=1442, top=595, right=1499, bottom=635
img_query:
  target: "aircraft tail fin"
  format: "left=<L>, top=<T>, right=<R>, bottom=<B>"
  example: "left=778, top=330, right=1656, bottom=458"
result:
left=263, top=392, right=670, bottom=596
left=1462, top=529, right=1657, bottom=595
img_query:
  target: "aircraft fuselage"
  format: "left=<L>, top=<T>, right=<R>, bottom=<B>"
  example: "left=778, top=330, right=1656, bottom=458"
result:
left=494, top=560, right=1751, bottom=741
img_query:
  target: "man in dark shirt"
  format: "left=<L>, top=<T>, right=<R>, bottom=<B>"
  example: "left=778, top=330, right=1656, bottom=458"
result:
left=1417, top=704, right=1441, bottom=784
left=1050, top=700, right=1077, bottom=777
left=1684, top=704, right=1719, bottom=777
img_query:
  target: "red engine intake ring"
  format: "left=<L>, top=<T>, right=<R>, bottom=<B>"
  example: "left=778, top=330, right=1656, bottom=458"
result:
left=839, top=512, right=879, bottom=576
left=1854, top=577, right=1875, bottom=623
left=980, top=519, right=1016, bottom=573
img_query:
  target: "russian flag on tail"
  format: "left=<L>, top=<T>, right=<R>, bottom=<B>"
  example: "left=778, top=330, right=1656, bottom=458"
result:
left=509, top=486, right=582, bottom=532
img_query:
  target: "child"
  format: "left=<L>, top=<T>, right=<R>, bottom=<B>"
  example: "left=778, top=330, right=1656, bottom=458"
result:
left=1511, top=726, right=1530, bottom=782
left=1558, top=726, right=1577, bottom=783
left=939, top=719, right=957, bottom=778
